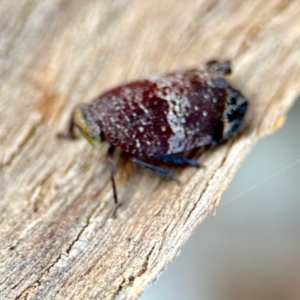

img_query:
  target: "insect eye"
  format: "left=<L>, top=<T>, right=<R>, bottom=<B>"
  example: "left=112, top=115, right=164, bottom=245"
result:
left=87, top=124, right=101, bottom=138
left=227, top=91, right=240, bottom=105
left=227, top=96, right=236, bottom=105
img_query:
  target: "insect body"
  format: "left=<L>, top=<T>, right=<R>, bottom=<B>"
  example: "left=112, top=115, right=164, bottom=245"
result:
left=60, top=61, right=248, bottom=203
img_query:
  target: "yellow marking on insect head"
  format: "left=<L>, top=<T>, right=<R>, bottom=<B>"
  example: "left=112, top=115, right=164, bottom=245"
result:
left=73, top=108, right=101, bottom=145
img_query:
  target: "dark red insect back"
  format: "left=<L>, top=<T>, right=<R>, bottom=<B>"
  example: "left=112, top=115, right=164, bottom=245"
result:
left=60, top=61, right=247, bottom=204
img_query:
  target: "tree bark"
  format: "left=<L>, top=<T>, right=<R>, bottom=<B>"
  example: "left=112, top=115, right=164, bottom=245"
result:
left=0, top=0, right=299, bottom=299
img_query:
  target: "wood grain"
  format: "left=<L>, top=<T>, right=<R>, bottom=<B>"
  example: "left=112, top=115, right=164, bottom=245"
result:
left=0, top=0, right=299, bottom=299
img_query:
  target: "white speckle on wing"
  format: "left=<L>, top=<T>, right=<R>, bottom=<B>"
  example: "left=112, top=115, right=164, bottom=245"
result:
left=165, top=87, right=189, bottom=151
left=138, top=101, right=150, bottom=115
left=151, top=73, right=197, bottom=153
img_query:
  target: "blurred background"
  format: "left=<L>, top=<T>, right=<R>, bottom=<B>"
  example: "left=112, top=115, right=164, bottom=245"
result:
left=142, top=99, right=300, bottom=299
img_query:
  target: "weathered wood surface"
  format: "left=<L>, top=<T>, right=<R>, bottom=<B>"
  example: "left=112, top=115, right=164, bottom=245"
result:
left=0, top=0, right=299, bottom=299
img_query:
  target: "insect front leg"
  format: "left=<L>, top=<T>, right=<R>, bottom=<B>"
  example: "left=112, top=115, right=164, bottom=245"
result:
left=107, top=145, right=118, bottom=204
left=57, top=112, right=77, bottom=140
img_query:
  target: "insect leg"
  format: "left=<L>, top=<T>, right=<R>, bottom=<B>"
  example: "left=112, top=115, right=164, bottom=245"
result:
left=107, top=145, right=118, bottom=204
left=132, top=157, right=179, bottom=183
left=205, top=60, right=232, bottom=75
left=152, top=155, right=201, bottom=167
left=57, top=114, right=77, bottom=140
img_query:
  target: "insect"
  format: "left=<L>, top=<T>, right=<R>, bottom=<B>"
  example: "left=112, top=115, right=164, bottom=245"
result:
left=59, top=60, right=248, bottom=204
